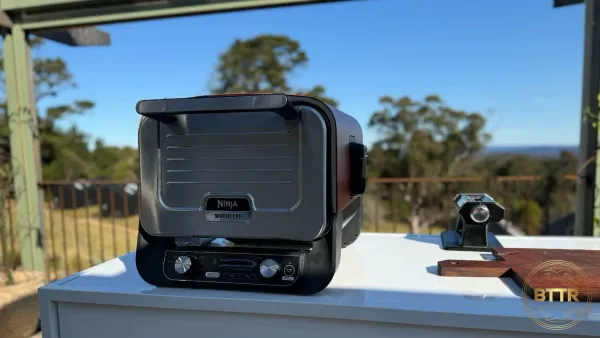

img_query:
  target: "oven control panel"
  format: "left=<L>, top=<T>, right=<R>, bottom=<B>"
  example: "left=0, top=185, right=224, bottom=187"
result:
left=163, top=250, right=301, bottom=286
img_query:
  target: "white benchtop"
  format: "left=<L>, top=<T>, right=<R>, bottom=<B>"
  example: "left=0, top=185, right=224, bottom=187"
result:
left=39, top=233, right=600, bottom=337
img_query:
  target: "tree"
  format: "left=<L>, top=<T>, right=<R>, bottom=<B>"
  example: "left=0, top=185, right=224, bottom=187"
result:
left=368, top=94, right=491, bottom=233
left=294, top=85, right=338, bottom=108
left=536, top=150, right=578, bottom=224
left=483, top=154, right=545, bottom=177
left=210, top=34, right=338, bottom=107
left=91, top=140, right=139, bottom=181
left=511, top=199, right=543, bottom=235
left=0, top=37, right=95, bottom=180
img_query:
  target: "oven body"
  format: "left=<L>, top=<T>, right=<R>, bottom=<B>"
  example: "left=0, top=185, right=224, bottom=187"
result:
left=135, top=94, right=366, bottom=294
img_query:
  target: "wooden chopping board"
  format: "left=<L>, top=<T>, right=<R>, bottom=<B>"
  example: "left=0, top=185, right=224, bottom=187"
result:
left=438, top=248, right=600, bottom=302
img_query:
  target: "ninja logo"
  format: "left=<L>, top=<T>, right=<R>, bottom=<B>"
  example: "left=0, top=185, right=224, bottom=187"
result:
left=217, top=199, right=238, bottom=209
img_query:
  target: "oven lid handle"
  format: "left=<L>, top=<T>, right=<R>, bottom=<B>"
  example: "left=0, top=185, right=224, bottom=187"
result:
left=135, top=93, right=298, bottom=121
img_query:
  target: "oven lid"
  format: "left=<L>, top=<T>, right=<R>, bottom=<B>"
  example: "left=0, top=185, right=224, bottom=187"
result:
left=137, top=95, right=330, bottom=242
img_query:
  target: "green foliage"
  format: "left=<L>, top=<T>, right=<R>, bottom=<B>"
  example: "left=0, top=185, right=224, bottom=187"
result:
left=0, top=37, right=139, bottom=182
left=0, top=37, right=96, bottom=179
left=294, top=85, right=338, bottom=107
left=45, top=100, right=94, bottom=121
left=510, top=199, right=543, bottom=235
left=212, top=34, right=306, bottom=93
left=369, top=94, right=491, bottom=177
left=210, top=34, right=339, bottom=107
left=86, top=139, right=139, bottom=180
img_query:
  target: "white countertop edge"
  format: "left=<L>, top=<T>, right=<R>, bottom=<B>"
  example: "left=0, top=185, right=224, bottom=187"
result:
left=366, top=232, right=600, bottom=243
left=37, top=285, right=594, bottom=336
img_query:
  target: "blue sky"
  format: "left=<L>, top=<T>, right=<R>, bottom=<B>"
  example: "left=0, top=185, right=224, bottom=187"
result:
left=38, top=0, right=585, bottom=148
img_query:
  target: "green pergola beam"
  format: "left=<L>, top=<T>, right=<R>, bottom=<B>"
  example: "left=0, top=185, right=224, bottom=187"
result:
left=33, top=26, right=111, bottom=46
left=0, top=0, right=95, bottom=11
left=3, top=24, right=46, bottom=272
left=15, top=0, right=349, bottom=31
left=554, top=0, right=584, bottom=6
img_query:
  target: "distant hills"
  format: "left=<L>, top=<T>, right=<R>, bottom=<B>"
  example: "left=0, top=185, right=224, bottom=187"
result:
left=485, top=145, right=578, bottom=157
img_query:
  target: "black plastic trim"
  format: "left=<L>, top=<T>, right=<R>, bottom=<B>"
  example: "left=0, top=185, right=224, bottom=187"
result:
left=288, top=96, right=338, bottom=218
left=136, top=94, right=298, bottom=120
left=349, top=142, right=367, bottom=196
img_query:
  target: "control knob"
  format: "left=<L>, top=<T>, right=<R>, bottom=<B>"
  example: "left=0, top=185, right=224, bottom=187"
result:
left=259, top=259, right=280, bottom=278
left=174, top=256, right=192, bottom=274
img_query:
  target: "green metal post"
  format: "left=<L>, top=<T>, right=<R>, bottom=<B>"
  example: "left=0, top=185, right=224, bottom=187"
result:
left=596, top=125, right=600, bottom=236
left=576, top=0, right=600, bottom=237
left=3, top=24, right=45, bottom=272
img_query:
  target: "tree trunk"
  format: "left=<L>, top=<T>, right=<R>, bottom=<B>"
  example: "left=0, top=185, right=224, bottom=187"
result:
left=421, top=222, right=431, bottom=234
left=409, top=210, right=421, bottom=234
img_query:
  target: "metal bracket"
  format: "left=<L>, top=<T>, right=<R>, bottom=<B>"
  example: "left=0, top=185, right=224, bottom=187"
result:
left=440, top=193, right=505, bottom=251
